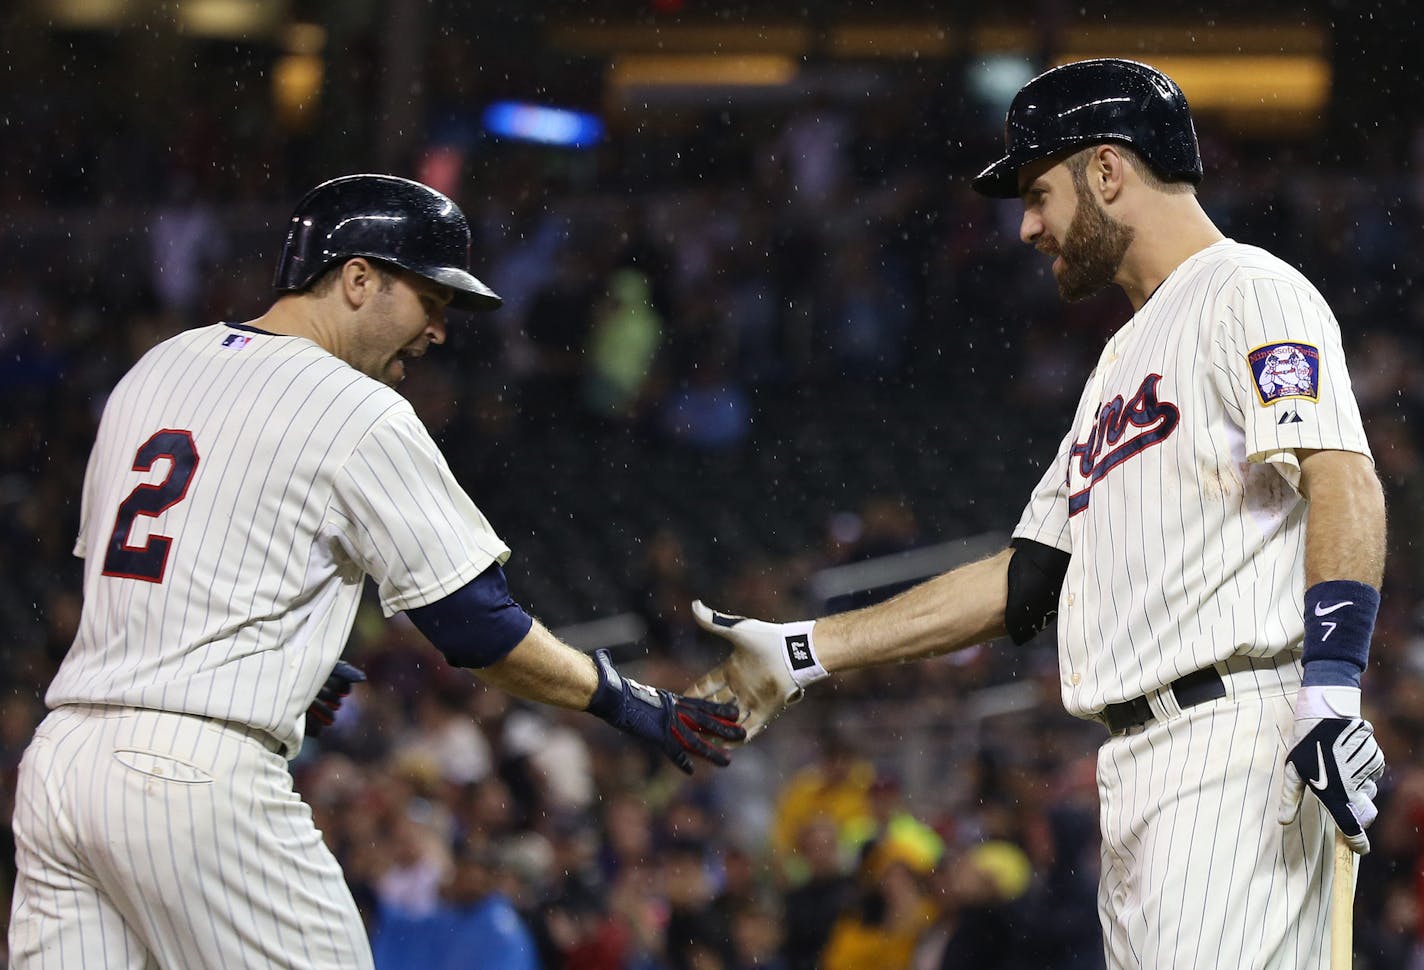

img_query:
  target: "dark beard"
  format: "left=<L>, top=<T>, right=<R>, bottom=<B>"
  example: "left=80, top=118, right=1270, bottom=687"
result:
left=1055, top=194, right=1134, bottom=302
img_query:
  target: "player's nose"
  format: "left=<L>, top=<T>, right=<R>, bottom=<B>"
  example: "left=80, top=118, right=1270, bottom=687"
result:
left=426, top=315, right=447, bottom=346
left=1019, top=209, right=1043, bottom=246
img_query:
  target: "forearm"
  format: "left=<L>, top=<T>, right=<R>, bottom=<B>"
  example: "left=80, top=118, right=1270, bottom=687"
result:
left=814, top=549, right=1011, bottom=672
left=1294, top=449, right=1386, bottom=693
left=1299, top=450, right=1386, bottom=588
left=480, top=621, right=744, bottom=773
left=475, top=620, right=599, bottom=710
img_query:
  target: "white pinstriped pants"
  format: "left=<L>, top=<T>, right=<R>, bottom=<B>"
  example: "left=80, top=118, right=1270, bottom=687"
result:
left=8, top=705, right=372, bottom=970
left=1097, top=667, right=1349, bottom=970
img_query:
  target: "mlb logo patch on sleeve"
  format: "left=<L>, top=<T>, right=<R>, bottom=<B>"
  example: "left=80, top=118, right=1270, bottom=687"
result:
left=221, top=333, right=252, bottom=350
left=1248, top=342, right=1320, bottom=405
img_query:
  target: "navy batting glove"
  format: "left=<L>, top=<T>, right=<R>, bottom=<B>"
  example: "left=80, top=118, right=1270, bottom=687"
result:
left=586, top=649, right=745, bottom=774
left=305, top=660, right=366, bottom=737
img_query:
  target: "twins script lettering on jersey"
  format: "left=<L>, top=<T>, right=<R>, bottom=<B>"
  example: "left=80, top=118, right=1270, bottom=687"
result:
left=1068, top=374, right=1179, bottom=515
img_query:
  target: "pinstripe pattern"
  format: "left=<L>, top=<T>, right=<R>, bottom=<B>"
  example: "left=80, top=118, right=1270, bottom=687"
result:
left=1012, top=240, right=1370, bottom=970
left=1014, top=240, right=1371, bottom=716
left=1098, top=690, right=1334, bottom=970
left=15, top=323, right=512, bottom=966
left=48, top=324, right=509, bottom=752
left=10, top=706, right=372, bottom=969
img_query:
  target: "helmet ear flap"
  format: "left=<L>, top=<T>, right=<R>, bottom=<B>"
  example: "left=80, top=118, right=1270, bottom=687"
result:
left=273, top=174, right=502, bottom=312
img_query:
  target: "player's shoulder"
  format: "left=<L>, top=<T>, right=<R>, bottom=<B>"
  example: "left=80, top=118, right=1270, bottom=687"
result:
left=1192, top=239, right=1320, bottom=297
left=110, top=324, right=234, bottom=395
left=117, top=323, right=415, bottom=430
left=126, top=323, right=321, bottom=372
left=128, top=323, right=226, bottom=364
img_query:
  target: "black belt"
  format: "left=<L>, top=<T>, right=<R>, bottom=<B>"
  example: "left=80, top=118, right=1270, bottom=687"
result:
left=1100, top=667, right=1226, bottom=734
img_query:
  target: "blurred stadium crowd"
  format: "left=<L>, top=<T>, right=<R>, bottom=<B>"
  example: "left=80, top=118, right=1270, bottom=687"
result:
left=5, top=44, right=1424, bottom=970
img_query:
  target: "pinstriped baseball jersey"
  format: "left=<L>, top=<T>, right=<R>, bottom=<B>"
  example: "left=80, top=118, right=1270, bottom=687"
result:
left=46, top=323, right=510, bottom=754
left=1012, top=239, right=1372, bottom=718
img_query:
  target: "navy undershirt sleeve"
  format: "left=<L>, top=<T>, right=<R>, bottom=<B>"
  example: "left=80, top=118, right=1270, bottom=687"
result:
left=406, top=563, right=534, bottom=668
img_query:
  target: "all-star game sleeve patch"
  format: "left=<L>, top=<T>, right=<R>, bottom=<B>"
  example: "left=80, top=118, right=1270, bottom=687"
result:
left=1248, top=341, right=1321, bottom=406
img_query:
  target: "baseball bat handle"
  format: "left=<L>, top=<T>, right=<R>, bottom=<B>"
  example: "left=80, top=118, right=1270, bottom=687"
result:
left=1330, top=829, right=1354, bottom=970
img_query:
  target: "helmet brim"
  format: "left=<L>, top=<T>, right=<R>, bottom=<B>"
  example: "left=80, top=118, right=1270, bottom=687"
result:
left=972, top=138, right=1088, bottom=199
left=421, top=265, right=504, bottom=312
left=971, top=155, right=1023, bottom=199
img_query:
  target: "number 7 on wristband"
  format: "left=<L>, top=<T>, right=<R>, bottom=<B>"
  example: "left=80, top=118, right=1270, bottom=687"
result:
left=686, top=600, right=828, bottom=741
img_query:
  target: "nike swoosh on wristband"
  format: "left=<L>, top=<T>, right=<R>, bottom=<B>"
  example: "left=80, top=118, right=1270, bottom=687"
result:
left=1313, top=601, right=1354, bottom=616
left=1308, top=742, right=1330, bottom=790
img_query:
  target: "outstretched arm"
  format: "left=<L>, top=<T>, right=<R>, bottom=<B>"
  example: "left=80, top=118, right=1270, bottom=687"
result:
left=406, top=568, right=744, bottom=773
left=812, top=549, right=1012, bottom=671
left=689, top=548, right=1021, bottom=739
left=482, top=621, right=744, bottom=773
left=474, top=619, right=601, bottom=709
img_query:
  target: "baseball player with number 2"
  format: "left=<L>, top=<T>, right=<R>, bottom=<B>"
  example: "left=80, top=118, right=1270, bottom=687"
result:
left=8, top=174, right=744, bottom=969
left=689, top=59, right=1385, bottom=970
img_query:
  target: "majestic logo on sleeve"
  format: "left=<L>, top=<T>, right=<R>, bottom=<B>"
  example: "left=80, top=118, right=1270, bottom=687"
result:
left=1249, top=342, right=1320, bottom=405
left=1068, top=374, right=1179, bottom=515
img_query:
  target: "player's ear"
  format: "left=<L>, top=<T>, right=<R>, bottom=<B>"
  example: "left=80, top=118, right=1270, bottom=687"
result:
left=340, top=258, right=379, bottom=309
left=1095, top=145, right=1126, bottom=203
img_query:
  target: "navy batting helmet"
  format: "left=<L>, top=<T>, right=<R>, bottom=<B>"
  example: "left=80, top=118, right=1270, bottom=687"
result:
left=273, top=174, right=502, bottom=311
left=972, top=58, right=1203, bottom=199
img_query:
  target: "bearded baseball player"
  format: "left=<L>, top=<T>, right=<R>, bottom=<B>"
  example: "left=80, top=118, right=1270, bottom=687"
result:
left=8, top=174, right=744, bottom=969
left=689, top=59, right=1385, bottom=970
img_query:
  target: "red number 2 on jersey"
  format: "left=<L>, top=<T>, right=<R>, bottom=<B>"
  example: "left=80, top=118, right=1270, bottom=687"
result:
left=101, top=430, right=200, bottom=583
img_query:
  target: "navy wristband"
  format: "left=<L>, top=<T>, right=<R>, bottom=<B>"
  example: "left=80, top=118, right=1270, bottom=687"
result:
left=1301, top=580, right=1379, bottom=688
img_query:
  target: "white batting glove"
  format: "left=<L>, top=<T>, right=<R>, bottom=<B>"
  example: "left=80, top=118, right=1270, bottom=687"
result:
left=1277, top=685, right=1386, bottom=854
left=686, top=600, right=829, bottom=741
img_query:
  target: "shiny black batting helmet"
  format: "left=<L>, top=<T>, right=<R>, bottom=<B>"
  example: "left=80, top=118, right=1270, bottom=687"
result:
left=273, top=174, right=502, bottom=311
left=973, top=58, right=1203, bottom=199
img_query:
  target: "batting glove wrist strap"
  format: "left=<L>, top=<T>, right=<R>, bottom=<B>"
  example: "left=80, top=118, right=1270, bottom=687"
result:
left=587, top=649, right=744, bottom=774
left=778, top=620, right=828, bottom=690
left=1301, top=580, right=1378, bottom=688
left=1293, top=684, right=1361, bottom=720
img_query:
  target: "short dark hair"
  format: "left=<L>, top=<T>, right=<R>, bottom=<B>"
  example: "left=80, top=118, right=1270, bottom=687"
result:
left=1066, top=144, right=1196, bottom=196
left=303, top=258, right=397, bottom=297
